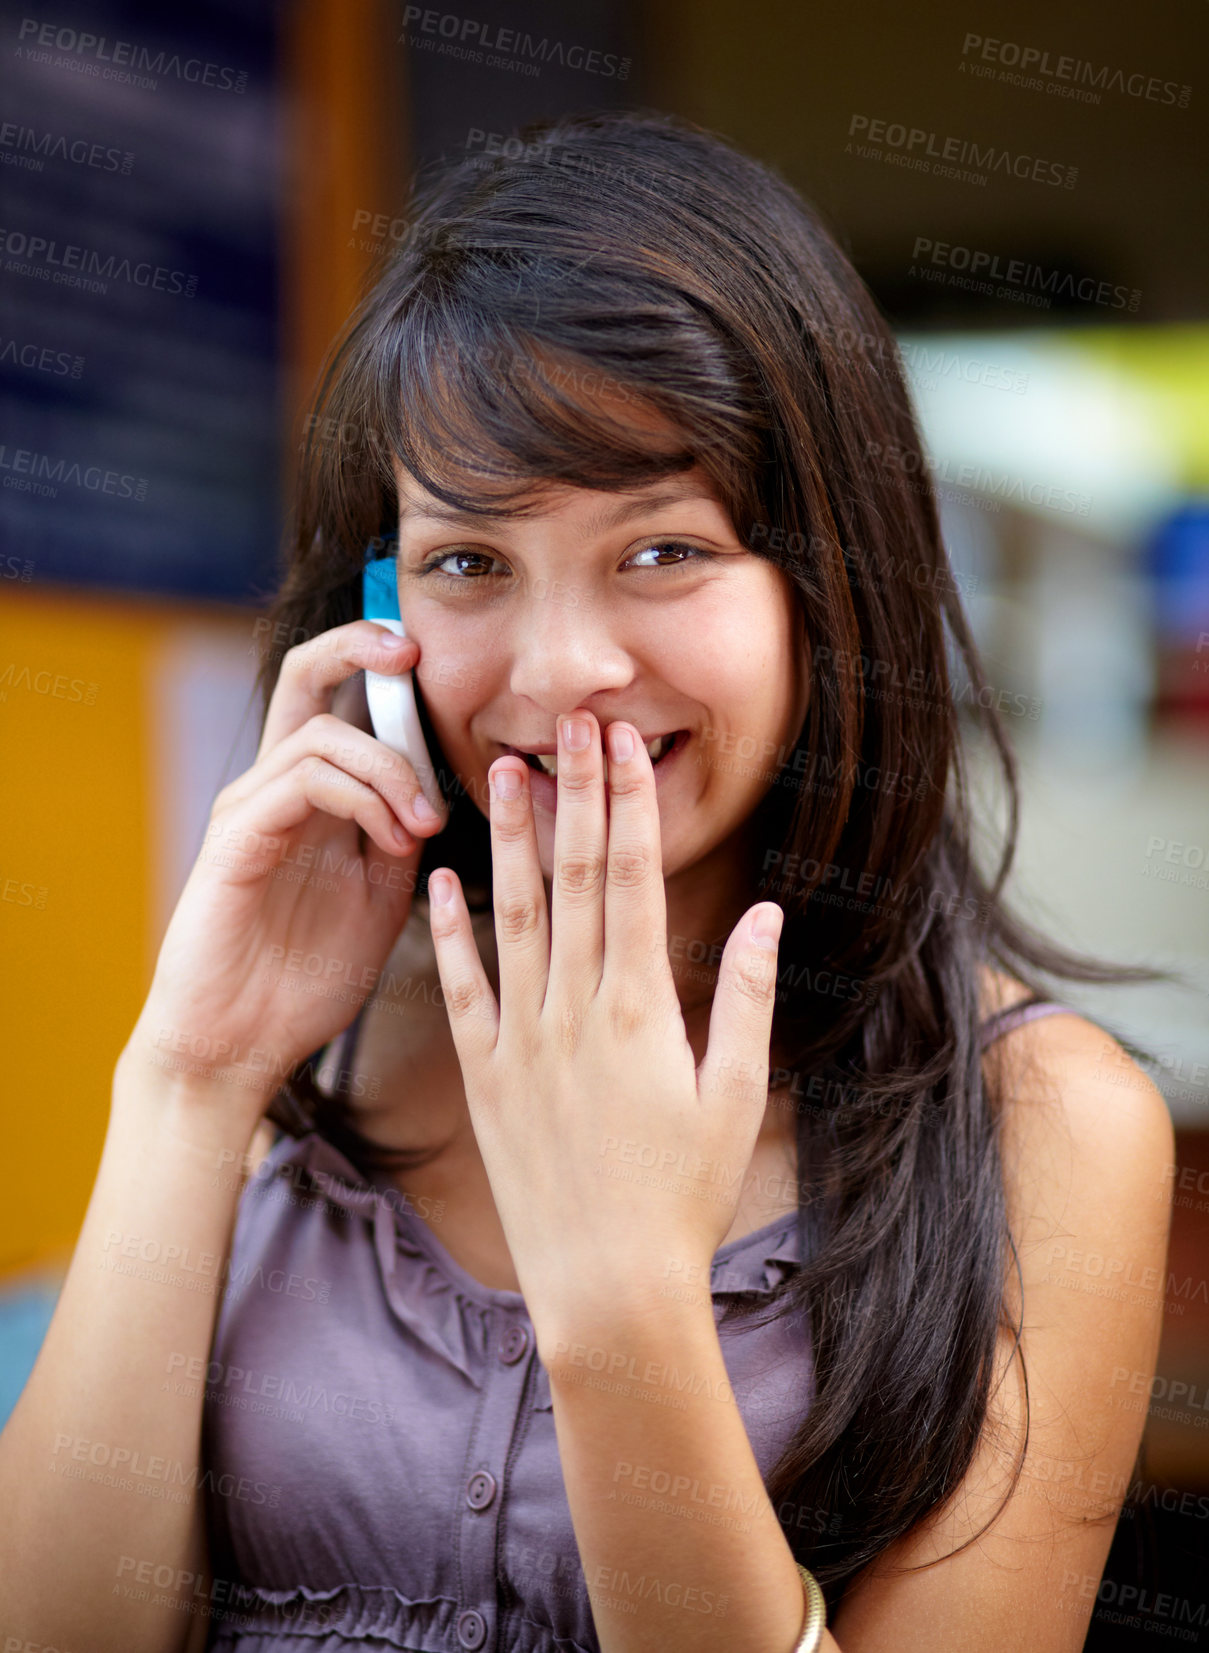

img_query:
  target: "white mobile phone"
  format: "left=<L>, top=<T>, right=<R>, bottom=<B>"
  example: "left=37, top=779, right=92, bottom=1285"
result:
left=362, top=549, right=440, bottom=813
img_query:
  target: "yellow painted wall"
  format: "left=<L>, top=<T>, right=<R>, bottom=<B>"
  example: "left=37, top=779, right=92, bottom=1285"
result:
left=0, top=585, right=249, bottom=1278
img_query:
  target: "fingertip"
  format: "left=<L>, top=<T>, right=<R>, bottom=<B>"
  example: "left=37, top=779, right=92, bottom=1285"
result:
left=750, top=904, right=783, bottom=950
left=368, top=621, right=416, bottom=651
left=372, top=625, right=416, bottom=660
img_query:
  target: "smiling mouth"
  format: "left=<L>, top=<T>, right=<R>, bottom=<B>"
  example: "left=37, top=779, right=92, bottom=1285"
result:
left=501, top=730, right=688, bottom=782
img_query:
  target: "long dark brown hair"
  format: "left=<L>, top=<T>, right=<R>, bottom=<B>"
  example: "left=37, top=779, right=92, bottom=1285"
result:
left=251, top=107, right=1172, bottom=1604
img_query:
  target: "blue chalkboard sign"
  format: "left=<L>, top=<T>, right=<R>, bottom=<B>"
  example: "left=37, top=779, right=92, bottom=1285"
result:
left=0, top=1, right=279, bottom=602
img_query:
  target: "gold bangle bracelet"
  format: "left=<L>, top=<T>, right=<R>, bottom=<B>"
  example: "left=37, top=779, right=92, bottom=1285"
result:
left=792, top=1563, right=827, bottom=1653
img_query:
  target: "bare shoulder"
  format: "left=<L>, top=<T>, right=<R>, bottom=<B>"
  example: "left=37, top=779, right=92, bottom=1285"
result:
left=834, top=978, right=1176, bottom=1652
left=975, top=961, right=1174, bottom=1222
left=983, top=985, right=1175, bottom=1251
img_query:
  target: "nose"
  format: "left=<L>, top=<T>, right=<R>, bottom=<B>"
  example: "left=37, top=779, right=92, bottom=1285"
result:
left=505, top=588, right=635, bottom=714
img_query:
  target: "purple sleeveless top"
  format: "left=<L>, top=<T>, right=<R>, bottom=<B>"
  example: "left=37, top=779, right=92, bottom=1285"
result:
left=201, top=998, right=1068, bottom=1651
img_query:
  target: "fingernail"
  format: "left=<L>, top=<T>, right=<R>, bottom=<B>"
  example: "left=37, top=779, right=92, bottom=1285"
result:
left=607, top=723, right=634, bottom=763
left=492, top=765, right=522, bottom=799
left=379, top=631, right=408, bottom=650
left=751, top=906, right=783, bottom=949
left=560, top=716, right=590, bottom=751
left=429, top=871, right=454, bottom=905
left=413, top=792, right=438, bottom=822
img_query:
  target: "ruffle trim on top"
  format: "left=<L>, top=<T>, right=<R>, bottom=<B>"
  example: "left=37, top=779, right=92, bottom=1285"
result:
left=710, top=1220, right=801, bottom=1297
left=205, top=1579, right=599, bottom=1652
left=248, top=1131, right=500, bottom=1389
left=247, top=1131, right=803, bottom=1399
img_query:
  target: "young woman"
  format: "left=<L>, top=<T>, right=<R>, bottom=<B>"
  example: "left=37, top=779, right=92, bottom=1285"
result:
left=1, top=109, right=1174, bottom=1653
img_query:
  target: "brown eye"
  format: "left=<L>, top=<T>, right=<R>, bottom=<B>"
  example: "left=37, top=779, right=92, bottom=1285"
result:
left=629, top=542, right=714, bottom=570
left=419, top=550, right=505, bottom=582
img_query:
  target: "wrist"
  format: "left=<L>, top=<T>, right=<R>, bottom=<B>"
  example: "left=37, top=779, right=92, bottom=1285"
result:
left=533, top=1269, right=718, bottom=1383
left=102, top=1056, right=271, bottom=1204
left=115, top=1032, right=280, bottom=1132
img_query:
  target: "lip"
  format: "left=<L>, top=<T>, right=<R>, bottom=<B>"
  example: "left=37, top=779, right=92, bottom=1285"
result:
left=500, top=729, right=679, bottom=757
left=502, top=728, right=691, bottom=813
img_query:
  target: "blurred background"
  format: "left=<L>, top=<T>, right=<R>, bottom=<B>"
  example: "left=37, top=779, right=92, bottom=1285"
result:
left=1, top=1, right=1206, bottom=1643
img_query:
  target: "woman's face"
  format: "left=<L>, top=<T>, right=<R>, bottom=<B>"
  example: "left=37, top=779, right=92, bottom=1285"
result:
left=392, top=435, right=809, bottom=887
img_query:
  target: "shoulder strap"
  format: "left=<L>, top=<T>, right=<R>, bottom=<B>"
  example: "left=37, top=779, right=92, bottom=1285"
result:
left=979, top=996, right=1070, bottom=1050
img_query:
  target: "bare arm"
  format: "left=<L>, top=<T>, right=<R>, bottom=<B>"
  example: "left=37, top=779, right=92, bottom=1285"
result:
left=0, top=1047, right=272, bottom=1653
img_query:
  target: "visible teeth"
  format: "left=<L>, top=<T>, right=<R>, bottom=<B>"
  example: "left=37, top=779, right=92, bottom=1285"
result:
left=529, top=733, right=675, bottom=777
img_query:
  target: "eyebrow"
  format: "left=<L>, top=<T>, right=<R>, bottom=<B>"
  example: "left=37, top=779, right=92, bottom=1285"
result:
left=397, top=486, right=718, bottom=541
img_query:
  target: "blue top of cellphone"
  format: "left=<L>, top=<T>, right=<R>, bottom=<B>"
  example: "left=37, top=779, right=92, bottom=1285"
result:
left=363, top=554, right=400, bottom=623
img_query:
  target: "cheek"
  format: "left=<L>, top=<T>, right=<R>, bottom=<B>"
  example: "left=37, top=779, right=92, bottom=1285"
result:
left=689, top=592, right=790, bottom=702
left=742, top=584, right=804, bottom=709
left=405, top=615, right=488, bottom=713
left=718, top=615, right=801, bottom=760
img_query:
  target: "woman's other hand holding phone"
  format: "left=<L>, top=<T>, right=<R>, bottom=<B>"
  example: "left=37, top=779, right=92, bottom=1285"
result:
left=123, top=620, right=447, bottom=1117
